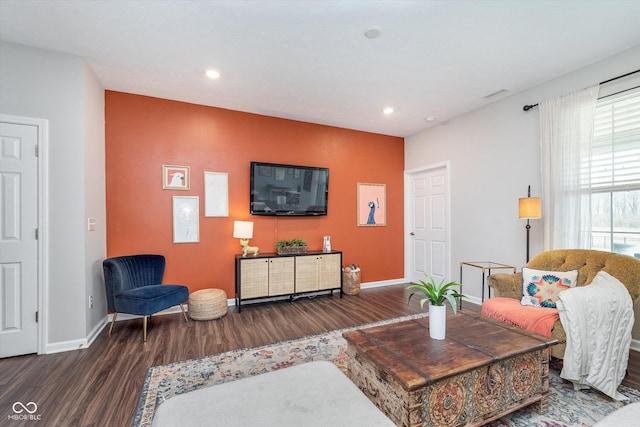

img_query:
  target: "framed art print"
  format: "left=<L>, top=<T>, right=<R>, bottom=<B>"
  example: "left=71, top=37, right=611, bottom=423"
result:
left=173, top=196, right=199, bottom=243
left=163, top=165, right=190, bottom=190
left=357, top=183, right=386, bottom=226
left=204, top=171, right=229, bottom=217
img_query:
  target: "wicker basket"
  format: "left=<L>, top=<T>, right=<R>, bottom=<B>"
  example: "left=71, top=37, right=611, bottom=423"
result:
left=189, top=288, right=228, bottom=320
left=343, top=269, right=361, bottom=295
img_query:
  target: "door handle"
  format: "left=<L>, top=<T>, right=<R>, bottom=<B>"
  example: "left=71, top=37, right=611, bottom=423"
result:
left=410, top=232, right=415, bottom=236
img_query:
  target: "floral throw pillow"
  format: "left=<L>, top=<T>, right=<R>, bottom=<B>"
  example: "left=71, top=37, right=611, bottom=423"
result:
left=520, top=267, right=578, bottom=309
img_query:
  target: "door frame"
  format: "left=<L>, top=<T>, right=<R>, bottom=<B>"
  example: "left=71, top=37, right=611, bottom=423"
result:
left=1, top=114, right=48, bottom=355
left=404, top=161, right=452, bottom=283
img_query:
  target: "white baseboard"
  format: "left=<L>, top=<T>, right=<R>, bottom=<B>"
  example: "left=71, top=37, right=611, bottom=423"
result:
left=87, top=316, right=108, bottom=346
left=461, top=296, right=482, bottom=306
left=44, top=316, right=108, bottom=354
left=360, top=278, right=406, bottom=289
left=45, top=338, right=89, bottom=354
left=630, top=339, right=640, bottom=352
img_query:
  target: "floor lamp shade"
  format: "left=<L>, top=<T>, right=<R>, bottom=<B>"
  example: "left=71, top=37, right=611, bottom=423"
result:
left=518, top=197, right=541, bottom=219
left=519, top=193, right=541, bottom=263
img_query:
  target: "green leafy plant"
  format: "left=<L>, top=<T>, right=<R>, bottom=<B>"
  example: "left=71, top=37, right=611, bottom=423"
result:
left=275, top=238, right=307, bottom=250
left=407, top=275, right=465, bottom=314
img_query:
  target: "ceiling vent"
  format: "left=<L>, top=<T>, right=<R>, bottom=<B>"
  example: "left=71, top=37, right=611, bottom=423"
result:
left=482, top=89, right=510, bottom=100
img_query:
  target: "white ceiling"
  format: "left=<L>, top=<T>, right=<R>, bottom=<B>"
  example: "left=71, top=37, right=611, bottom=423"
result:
left=2, top=0, right=640, bottom=137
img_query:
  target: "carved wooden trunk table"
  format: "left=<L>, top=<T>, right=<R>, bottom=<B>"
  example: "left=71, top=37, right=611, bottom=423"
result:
left=342, top=311, right=558, bottom=427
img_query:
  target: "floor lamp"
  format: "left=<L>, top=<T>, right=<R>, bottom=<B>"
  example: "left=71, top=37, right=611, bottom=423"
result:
left=519, top=186, right=541, bottom=263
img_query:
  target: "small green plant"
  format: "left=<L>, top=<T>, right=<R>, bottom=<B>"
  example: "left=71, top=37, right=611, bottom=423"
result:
left=407, top=275, right=465, bottom=314
left=275, top=238, right=307, bottom=249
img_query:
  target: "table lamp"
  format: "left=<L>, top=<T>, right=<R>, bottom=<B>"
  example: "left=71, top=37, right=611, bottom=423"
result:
left=233, top=221, right=257, bottom=257
left=519, top=185, right=541, bottom=263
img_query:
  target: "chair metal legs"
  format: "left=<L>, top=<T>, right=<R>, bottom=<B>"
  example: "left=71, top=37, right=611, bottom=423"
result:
left=179, top=303, right=189, bottom=322
left=108, top=312, right=118, bottom=336
left=108, top=312, right=146, bottom=342
left=109, top=307, right=187, bottom=343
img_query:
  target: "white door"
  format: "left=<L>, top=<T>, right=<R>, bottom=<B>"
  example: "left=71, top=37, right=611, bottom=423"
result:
left=0, top=122, right=39, bottom=358
left=407, top=165, right=450, bottom=284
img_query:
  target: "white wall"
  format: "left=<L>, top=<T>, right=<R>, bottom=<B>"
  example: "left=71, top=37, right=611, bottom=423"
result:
left=405, top=46, right=640, bottom=342
left=83, top=62, right=107, bottom=337
left=0, top=41, right=106, bottom=351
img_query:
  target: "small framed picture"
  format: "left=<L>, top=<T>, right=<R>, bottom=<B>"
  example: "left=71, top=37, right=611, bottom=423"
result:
left=173, top=196, right=199, bottom=243
left=357, top=183, right=386, bottom=226
left=163, top=165, right=190, bottom=190
left=204, top=171, right=229, bottom=217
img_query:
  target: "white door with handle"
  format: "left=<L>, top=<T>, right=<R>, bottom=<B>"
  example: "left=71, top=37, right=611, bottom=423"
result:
left=0, top=121, right=39, bottom=358
left=407, top=164, right=450, bottom=285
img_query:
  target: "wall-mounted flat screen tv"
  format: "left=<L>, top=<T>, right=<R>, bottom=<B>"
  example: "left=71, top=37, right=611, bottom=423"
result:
left=250, top=162, right=329, bottom=216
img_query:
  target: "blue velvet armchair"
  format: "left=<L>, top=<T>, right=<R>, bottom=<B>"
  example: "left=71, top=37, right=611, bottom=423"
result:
left=103, top=254, right=189, bottom=342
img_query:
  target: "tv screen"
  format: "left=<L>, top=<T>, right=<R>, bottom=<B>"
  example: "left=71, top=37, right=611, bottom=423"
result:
left=250, top=162, right=329, bottom=216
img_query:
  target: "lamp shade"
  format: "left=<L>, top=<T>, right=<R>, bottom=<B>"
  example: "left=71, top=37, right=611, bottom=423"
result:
left=518, top=197, right=541, bottom=219
left=233, top=221, right=254, bottom=239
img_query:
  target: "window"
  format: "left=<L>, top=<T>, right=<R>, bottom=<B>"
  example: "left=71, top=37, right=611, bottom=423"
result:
left=589, top=86, right=640, bottom=256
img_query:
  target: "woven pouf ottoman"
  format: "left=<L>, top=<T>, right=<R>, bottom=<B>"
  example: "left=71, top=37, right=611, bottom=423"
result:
left=188, top=289, right=227, bottom=321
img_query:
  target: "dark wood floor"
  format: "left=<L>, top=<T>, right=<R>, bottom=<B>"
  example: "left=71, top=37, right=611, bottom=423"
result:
left=1, top=285, right=638, bottom=427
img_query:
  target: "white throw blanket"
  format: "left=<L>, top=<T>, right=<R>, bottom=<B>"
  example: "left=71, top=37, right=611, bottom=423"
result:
left=556, top=271, right=634, bottom=401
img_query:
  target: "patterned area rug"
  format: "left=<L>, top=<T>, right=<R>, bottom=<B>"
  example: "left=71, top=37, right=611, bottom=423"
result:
left=133, top=313, right=640, bottom=427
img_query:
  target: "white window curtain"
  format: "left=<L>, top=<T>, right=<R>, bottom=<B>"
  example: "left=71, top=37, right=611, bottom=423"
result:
left=539, top=85, right=599, bottom=250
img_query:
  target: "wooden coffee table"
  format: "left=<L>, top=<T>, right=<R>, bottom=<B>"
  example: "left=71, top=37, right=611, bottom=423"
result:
left=343, top=311, right=558, bottom=427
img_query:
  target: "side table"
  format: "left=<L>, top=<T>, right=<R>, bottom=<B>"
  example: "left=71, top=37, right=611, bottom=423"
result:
left=459, top=261, right=516, bottom=302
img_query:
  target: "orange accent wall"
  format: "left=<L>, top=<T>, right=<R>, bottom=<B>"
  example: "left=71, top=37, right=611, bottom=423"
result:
left=105, top=91, right=404, bottom=296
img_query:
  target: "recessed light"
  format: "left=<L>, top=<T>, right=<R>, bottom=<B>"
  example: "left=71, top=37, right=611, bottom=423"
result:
left=383, top=107, right=394, bottom=115
left=364, top=26, right=382, bottom=39
left=205, top=69, right=221, bottom=79
left=424, top=116, right=436, bottom=122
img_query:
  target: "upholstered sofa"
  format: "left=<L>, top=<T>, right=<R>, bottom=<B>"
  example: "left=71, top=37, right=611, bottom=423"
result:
left=483, top=249, right=640, bottom=359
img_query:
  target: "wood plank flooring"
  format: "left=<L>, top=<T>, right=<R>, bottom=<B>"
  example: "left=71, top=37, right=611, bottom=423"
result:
left=1, top=284, right=638, bottom=427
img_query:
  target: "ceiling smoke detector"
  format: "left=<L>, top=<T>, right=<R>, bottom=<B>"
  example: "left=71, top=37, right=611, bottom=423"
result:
left=364, top=27, right=382, bottom=39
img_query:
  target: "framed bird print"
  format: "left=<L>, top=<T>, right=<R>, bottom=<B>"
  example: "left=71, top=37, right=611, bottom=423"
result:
left=163, top=165, right=190, bottom=190
left=357, top=183, right=386, bottom=226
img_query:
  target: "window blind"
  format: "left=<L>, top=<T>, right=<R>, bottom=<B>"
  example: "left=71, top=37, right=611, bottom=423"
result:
left=590, top=86, right=640, bottom=191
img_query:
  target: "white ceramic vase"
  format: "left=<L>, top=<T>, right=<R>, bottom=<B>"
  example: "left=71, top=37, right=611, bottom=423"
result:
left=323, top=235, right=331, bottom=252
left=429, top=303, right=446, bottom=340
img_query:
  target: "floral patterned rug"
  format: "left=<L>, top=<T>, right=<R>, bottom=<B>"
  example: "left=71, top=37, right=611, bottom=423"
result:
left=133, top=313, right=640, bottom=427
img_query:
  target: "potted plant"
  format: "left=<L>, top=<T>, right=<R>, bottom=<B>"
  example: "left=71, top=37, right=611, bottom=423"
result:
left=275, top=238, right=308, bottom=255
left=407, top=275, right=465, bottom=340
